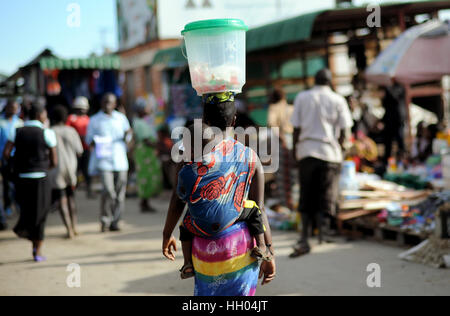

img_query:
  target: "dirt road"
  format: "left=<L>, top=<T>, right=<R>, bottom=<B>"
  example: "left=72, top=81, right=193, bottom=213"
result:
left=0, top=190, right=448, bottom=296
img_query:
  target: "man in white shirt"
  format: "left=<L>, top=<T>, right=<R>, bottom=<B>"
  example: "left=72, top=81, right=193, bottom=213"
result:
left=86, top=93, right=132, bottom=232
left=290, top=69, right=353, bottom=257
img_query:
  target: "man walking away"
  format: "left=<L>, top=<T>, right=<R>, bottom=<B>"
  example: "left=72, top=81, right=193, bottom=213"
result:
left=290, top=69, right=353, bottom=257
left=86, top=93, right=131, bottom=232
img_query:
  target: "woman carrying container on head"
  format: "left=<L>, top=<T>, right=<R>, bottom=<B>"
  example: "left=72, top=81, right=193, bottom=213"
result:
left=162, top=18, right=275, bottom=296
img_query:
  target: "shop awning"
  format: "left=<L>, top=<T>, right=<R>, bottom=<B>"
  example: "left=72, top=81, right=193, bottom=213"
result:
left=246, top=10, right=324, bottom=53
left=152, top=46, right=187, bottom=68
left=247, top=55, right=326, bottom=81
left=40, top=56, right=121, bottom=70
left=246, top=1, right=450, bottom=53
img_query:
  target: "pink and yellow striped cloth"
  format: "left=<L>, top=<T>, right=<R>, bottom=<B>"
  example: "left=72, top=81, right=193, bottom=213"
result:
left=192, top=222, right=259, bottom=296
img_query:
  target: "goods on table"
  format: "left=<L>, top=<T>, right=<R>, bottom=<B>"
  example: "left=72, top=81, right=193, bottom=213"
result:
left=339, top=161, right=359, bottom=196
left=443, top=150, right=450, bottom=188
left=266, top=205, right=299, bottom=231
left=376, top=203, right=435, bottom=235
left=337, top=176, right=434, bottom=240
left=384, top=173, right=430, bottom=190
left=384, top=133, right=450, bottom=190
left=375, top=191, right=449, bottom=236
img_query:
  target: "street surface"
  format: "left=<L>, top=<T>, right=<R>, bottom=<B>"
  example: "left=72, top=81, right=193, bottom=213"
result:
left=0, top=190, right=449, bottom=296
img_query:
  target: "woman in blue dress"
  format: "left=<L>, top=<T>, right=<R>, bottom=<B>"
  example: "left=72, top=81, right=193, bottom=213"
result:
left=162, top=93, right=276, bottom=296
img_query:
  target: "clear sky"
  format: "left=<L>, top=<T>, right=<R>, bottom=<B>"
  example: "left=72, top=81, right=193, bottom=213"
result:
left=0, top=0, right=448, bottom=76
left=0, top=0, right=118, bottom=75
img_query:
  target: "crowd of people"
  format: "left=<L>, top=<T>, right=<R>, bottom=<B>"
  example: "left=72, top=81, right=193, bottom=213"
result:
left=259, top=70, right=446, bottom=257
left=0, top=92, right=172, bottom=262
left=0, top=67, right=445, bottom=296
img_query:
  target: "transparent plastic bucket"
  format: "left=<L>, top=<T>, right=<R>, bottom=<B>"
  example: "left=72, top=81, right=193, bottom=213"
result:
left=182, top=19, right=248, bottom=96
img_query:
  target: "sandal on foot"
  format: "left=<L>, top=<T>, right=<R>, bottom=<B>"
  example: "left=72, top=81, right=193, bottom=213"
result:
left=180, top=264, right=195, bottom=279
left=34, top=255, right=47, bottom=262
left=289, top=244, right=311, bottom=258
left=142, top=206, right=157, bottom=213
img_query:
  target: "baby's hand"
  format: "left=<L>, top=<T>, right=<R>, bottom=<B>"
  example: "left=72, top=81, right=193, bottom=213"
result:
left=162, top=236, right=177, bottom=261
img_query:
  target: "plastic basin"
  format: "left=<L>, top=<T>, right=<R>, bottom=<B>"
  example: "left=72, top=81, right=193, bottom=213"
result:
left=182, top=19, right=248, bottom=96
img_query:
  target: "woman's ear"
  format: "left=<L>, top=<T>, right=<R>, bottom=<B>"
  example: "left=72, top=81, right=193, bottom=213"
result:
left=232, top=115, right=237, bottom=127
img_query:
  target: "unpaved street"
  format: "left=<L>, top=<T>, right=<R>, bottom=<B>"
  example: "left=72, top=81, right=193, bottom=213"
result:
left=0, top=190, right=449, bottom=296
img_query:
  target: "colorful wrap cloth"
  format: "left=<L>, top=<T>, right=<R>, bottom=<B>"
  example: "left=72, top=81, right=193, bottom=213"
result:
left=177, top=138, right=258, bottom=236
left=192, top=221, right=259, bottom=296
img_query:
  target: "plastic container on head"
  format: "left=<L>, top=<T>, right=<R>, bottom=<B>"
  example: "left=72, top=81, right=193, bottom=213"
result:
left=182, top=19, right=248, bottom=96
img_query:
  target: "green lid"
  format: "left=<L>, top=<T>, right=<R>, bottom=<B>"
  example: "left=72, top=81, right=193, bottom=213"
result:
left=182, top=19, right=248, bottom=35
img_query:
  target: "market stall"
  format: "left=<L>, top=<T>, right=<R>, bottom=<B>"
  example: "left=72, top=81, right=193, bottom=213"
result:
left=2, top=49, right=122, bottom=115
left=151, top=46, right=202, bottom=126
left=39, top=55, right=122, bottom=113
left=365, top=20, right=450, bottom=144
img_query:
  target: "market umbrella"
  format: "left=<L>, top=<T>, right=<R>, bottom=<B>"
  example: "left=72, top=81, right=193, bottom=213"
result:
left=365, top=20, right=450, bottom=86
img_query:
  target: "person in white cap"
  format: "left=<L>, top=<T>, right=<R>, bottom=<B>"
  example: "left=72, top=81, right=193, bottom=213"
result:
left=66, top=96, right=93, bottom=198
